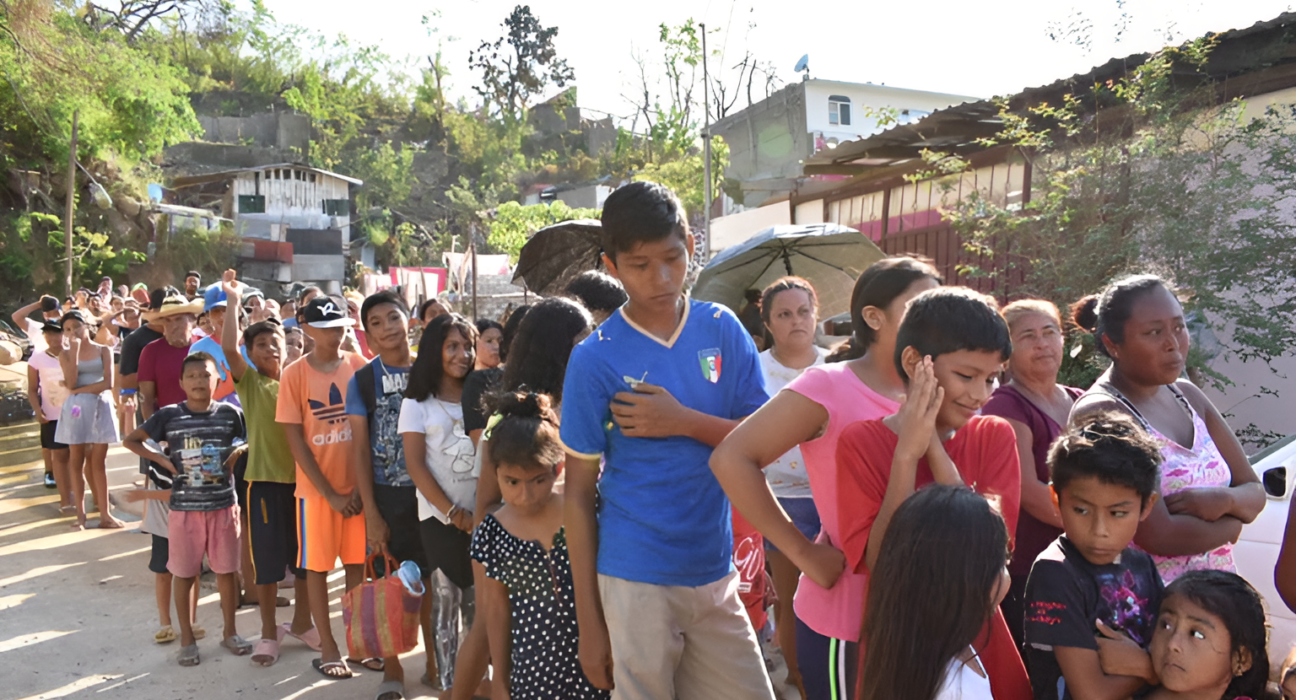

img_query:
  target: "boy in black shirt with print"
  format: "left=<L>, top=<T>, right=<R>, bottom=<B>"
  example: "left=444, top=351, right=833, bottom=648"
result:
left=125, top=351, right=249, bottom=667
left=1024, top=412, right=1165, bottom=700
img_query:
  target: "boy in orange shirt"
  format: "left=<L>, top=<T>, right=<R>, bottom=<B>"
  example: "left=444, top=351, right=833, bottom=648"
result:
left=275, top=296, right=368, bottom=679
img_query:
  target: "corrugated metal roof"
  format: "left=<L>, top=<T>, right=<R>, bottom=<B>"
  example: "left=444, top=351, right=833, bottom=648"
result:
left=803, top=12, right=1296, bottom=177
left=171, top=163, right=363, bottom=188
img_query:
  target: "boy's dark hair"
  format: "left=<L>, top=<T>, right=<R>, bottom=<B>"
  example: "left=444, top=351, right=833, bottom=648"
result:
left=1071, top=274, right=1174, bottom=359
left=599, top=181, right=688, bottom=263
left=860, top=485, right=1010, bottom=700
left=475, top=318, right=503, bottom=337
left=360, top=290, right=409, bottom=331
left=243, top=318, right=284, bottom=349
left=1163, top=570, right=1270, bottom=700
left=1049, top=411, right=1162, bottom=503
left=892, top=287, right=1011, bottom=380
left=501, top=297, right=593, bottom=404
left=829, top=256, right=943, bottom=363
left=182, top=351, right=217, bottom=375
left=405, top=313, right=478, bottom=402
left=483, top=390, right=564, bottom=471
left=564, top=270, right=628, bottom=313
left=499, top=305, right=531, bottom=364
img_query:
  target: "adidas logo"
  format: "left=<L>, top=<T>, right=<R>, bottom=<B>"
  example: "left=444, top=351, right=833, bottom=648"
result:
left=308, top=383, right=348, bottom=425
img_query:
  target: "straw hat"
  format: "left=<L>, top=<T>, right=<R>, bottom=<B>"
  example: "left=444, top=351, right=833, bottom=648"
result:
left=144, top=291, right=204, bottom=322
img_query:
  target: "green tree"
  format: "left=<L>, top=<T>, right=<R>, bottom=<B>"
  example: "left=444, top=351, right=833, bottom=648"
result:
left=486, top=200, right=599, bottom=263
left=468, top=5, right=574, bottom=122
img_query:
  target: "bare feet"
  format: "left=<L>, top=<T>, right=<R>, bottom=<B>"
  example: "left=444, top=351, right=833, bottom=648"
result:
left=97, top=517, right=125, bottom=529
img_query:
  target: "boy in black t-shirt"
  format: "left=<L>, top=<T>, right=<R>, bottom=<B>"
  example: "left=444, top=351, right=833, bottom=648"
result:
left=124, top=351, right=249, bottom=667
left=1024, top=412, right=1166, bottom=700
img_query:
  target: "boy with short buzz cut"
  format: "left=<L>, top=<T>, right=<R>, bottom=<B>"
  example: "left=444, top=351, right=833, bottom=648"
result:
left=345, top=289, right=437, bottom=694
left=219, top=270, right=316, bottom=667
left=560, top=181, right=778, bottom=700
left=123, top=351, right=251, bottom=668
left=834, top=286, right=1032, bottom=700
left=1024, top=412, right=1165, bottom=700
left=276, top=295, right=369, bottom=680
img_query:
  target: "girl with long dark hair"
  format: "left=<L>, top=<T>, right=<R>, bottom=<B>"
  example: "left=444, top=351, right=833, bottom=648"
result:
left=860, top=485, right=1011, bottom=700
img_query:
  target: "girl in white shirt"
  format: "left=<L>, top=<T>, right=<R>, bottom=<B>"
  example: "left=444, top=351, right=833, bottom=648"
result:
left=859, top=485, right=1010, bottom=700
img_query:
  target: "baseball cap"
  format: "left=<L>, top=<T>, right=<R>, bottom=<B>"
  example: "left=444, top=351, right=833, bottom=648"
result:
left=40, top=320, right=62, bottom=334
left=203, top=285, right=228, bottom=312
left=59, top=310, right=89, bottom=328
left=301, top=297, right=355, bottom=328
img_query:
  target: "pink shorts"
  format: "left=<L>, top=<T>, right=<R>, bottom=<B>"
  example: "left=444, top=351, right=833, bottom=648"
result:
left=168, top=506, right=241, bottom=579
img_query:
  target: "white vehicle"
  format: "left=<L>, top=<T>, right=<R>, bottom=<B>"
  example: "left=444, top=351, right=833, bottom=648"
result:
left=1234, top=434, right=1296, bottom=673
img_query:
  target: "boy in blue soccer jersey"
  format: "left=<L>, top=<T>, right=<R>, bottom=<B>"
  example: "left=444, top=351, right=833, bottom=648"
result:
left=560, top=181, right=778, bottom=700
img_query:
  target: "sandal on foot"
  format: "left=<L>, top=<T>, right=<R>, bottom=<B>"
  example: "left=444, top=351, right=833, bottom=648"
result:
left=375, top=680, right=405, bottom=700
left=154, top=626, right=177, bottom=644
left=178, top=644, right=200, bottom=667
left=348, top=657, right=384, bottom=672
left=420, top=673, right=443, bottom=691
left=250, top=638, right=280, bottom=666
left=221, top=634, right=253, bottom=656
left=279, top=622, right=322, bottom=651
left=312, top=658, right=354, bottom=680
left=192, top=625, right=207, bottom=641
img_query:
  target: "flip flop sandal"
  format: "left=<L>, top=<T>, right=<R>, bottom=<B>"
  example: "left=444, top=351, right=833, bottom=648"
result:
left=192, top=625, right=207, bottom=641
left=154, top=626, right=177, bottom=644
left=312, top=658, right=354, bottom=680
left=347, top=657, right=384, bottom=672
left=221, top=634, right=253, bottom=656
left=374, top=679, right=405, bottom=700
left=279, top=622, right=322, bottom=651
left=420, top=672, right=443, bottom=691
left=178, top=644, right=200, bottom=667
left=250, top=638, right=280, bottom=666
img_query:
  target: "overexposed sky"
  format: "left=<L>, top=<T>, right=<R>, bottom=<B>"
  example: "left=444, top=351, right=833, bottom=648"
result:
left=257, top=0, right=1294, bottom=121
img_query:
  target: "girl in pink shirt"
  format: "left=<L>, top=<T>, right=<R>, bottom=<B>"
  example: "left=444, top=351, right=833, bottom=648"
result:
left=710, top=257, right=941, bottom=700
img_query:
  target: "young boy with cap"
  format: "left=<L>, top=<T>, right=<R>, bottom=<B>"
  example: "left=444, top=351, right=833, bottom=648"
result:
left=276, top=295, right=369, bottom=679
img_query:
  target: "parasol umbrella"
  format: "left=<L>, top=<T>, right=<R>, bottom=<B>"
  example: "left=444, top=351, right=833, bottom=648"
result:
left=692, top=224, right=886, bottom=321
left=511, top=219, right=605, bottom=297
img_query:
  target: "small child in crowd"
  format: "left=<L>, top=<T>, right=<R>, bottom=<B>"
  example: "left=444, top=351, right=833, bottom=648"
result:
left=124, top=352, right=250, bottom=666
left=1147, top=570, right=1270, bottom=700
left=860, top=484, right=1012, bottom=700
left=835, top=286, right=1030, bottom=700
left=469, top=390, right=610, bottom=700
left=1024, top=412, right=1166, bottom=700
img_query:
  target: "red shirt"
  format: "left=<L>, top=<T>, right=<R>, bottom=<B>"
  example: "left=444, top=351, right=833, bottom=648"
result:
left=139, top=338, right=193, bottom=410
left=837, top=414, right=1030, bottom=700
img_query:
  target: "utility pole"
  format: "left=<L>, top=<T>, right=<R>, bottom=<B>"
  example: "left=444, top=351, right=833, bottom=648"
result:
left=65, top=110, right=78, bottom=299
left=469, top=225, right=479, bottom=321
left=700, top=24, right=712, bottom=261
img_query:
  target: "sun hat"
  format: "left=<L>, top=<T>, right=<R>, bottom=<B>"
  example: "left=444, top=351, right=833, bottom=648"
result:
left=144, top=290, right=204, bottom=322
left=300, top=297, right=355, bottom=328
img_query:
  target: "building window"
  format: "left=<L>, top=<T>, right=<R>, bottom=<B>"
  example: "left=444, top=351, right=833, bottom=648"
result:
left=238, top=195, right=266, bottom=214
left=828, top=95, right=851, bottom=126
left=323, top=199, right=349, bottom=216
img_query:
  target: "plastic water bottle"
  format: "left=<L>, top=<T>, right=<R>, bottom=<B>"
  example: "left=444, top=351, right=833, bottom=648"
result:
left=395, top=560, right=425, bottom=596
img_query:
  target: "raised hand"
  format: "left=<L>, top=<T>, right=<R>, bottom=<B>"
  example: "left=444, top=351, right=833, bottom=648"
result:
left=893, top=356, right=944, bottom=462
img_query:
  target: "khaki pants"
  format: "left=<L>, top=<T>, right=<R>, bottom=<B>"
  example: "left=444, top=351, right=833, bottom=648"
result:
left=598, top=571, right=777, bottom=700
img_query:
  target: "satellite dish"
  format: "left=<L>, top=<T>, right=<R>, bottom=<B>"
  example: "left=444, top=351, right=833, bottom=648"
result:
left=794, top=54, right=809, bottom=73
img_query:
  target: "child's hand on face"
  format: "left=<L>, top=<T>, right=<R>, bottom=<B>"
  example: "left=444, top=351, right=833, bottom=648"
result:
left=892, top=356, right=944, bottom=462
left=1096, top=620, right=1158, bottom=685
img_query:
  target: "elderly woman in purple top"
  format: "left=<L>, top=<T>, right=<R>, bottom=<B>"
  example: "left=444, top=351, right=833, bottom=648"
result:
left=981, top=299, right=1083, bottom=647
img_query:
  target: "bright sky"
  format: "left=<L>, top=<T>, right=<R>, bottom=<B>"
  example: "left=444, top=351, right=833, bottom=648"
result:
left=258, top=0, right=1294, bottom=121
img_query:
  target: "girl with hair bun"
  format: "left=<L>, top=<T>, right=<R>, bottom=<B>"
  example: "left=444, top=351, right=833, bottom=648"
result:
left=1069, top=275, right=1265, bottom=584
left=469, top=391, right=610, bottom=700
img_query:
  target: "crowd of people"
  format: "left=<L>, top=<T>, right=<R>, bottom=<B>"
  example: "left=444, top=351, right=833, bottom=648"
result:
left=13, top=179, right=1296, bottom=700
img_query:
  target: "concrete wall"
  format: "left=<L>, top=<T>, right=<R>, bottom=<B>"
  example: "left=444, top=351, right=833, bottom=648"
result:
left=556, top=185, right=611, bottom=210
left=709, top=203, right=792, bottom=253
left=801, top=79, right=978, bottom=147
left=710, top=82, right=810, bottom=195
left=198, top=112, right=311, bottom=153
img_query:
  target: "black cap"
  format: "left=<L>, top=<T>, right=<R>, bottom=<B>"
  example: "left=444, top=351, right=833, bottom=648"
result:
left=59, top=310, right=89, bottom=328
left=40, top=320, right=62, bottom=334
left=40, top=296, right=59, bottom=313
left=301, top=297, right=355, bottom=328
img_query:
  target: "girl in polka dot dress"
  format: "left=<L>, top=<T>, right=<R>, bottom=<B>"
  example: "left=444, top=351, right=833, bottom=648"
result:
left=469, top=391, right=610, bottom=700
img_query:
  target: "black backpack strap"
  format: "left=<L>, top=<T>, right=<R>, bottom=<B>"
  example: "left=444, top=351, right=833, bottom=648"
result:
left=356, top=362, right=377, bottom=419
